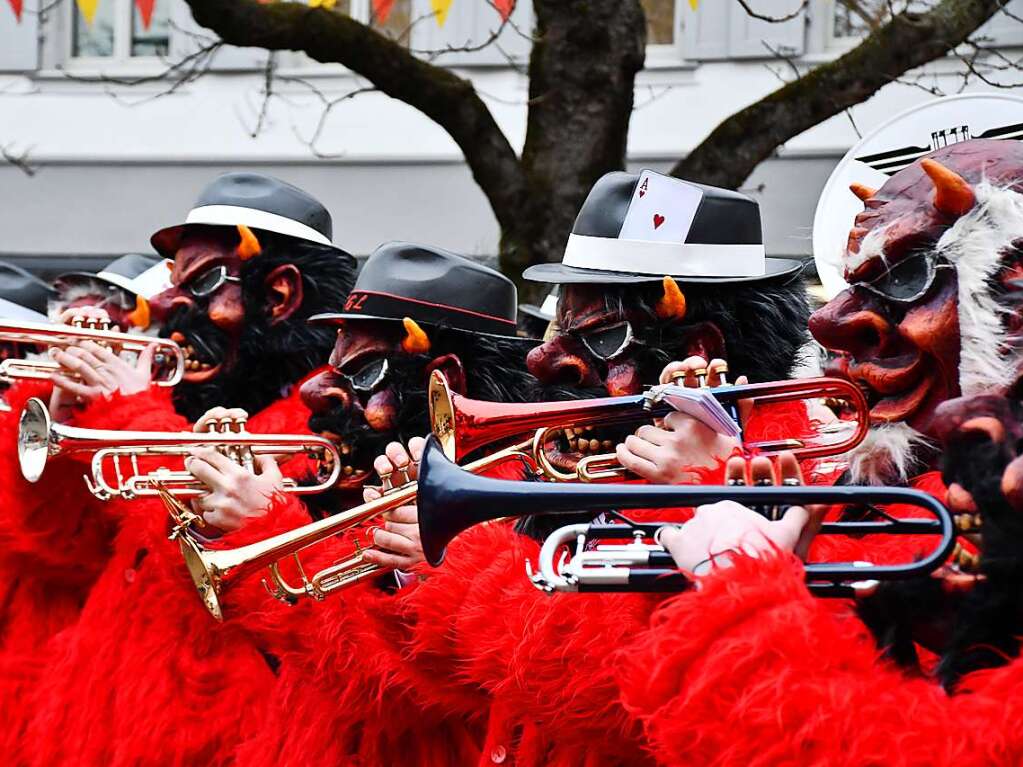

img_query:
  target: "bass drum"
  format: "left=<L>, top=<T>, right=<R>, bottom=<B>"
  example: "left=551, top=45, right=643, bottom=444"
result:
left=813, top=94, right=1023, bottom=300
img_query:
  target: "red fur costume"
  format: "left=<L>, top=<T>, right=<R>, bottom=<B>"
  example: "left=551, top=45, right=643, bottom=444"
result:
left=0, top=381, right=120, bottom=763
left=21, top=375, right=325, bottom=767
left=615, top=547, right=1023, bottom=767
left=230, top=403, right=923, bottom=767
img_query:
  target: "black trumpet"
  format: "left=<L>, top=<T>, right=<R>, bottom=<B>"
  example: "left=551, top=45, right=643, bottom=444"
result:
left=417, top=436, right=956, bottom=597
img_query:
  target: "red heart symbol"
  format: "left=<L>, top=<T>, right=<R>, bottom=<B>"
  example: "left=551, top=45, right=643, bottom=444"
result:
left=638, top=189, right=645, bottom=197
left=653, top=214, right=665, bottom=229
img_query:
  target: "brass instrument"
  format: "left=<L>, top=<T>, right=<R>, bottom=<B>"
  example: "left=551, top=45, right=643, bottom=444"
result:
left=429, top=368, right=869, bottom=481
left=0, top=319, right=185, bottom=387
left=17, top=397, right=341, bottom=501
left=416, top=436, right=957, bottom=597
left=179, top=368, right=869, bottom=616
left=177, top=438, right=537, bottom=621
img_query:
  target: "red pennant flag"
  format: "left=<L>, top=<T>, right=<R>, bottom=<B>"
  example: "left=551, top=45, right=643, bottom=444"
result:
left=494, top=0, right=514, bottom=21
left=134, top=0, right=155, bottom=29
left=8, top=0, right=23, bottom=22
left=372, top=0, right=395, bottom=23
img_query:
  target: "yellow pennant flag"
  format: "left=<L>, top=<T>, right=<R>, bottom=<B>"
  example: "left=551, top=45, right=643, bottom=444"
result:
left=431, top=0, right=452, bottom=27
left=76, top=0, right=99, bottom=24
left=688, top=0, right=699, bottom=8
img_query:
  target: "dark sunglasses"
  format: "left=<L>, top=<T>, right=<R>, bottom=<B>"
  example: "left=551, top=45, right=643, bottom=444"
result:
left=851, top=252, right=953, bottom=304
left=577, top=320, right=634, bottom=361
left=342, top=357, right=390, bottom=393
left=186, top=265, right=242, bottom=298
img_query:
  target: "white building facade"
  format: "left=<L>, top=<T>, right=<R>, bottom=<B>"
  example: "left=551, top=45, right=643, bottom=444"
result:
left=1, top=0, right=1021, bottom=274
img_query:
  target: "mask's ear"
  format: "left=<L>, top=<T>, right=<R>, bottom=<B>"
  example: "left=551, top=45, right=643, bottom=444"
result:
left=425, top=353, right=466, bottom=395
left=264, top=264, right=304, bottom=324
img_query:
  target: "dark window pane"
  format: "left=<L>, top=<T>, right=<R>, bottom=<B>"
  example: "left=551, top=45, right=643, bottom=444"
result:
left=642, top=0, right=675, bottom=45
left=370, top=0, right=411, bottom=45
left=131, top=0, right=170, bottom=56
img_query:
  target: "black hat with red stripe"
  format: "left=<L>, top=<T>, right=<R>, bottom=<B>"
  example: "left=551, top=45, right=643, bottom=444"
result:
left=309, top=242, right=518, bottom=337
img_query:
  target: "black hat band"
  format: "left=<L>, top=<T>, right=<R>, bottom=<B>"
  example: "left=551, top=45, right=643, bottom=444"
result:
left=341, top=289, right=516, bottom=336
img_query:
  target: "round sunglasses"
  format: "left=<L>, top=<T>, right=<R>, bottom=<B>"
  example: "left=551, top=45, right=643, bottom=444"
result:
left=851, top=252, right=953, bottom=304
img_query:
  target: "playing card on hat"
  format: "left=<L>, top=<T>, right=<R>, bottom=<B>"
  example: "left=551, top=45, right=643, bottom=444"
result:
left=619, top=170, right=703, bottom=243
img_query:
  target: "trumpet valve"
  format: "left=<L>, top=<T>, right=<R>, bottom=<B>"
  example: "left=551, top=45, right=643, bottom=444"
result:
left=693, top=367, right=708, bottom=388
left=379, top=469, right=393, bottom=492
left=669, top=370, right=687, bottom=386
left=709, top=362, right=729, bottom=386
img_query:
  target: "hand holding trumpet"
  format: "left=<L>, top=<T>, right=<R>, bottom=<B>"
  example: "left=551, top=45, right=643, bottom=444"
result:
left=360, top=437, right=427, bottom=572
left=184, top=408, right=286, bottom=534
left=615, top=357, right=744, bottom=485
left=658, top=452, right=826, bottom=574
left=48, top=307, right=157, bottom=418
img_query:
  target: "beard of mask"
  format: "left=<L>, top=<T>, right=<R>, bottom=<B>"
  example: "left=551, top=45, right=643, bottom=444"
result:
left=301, top=328, right=539, bottom=519
left=166, top=242, right=352, bottom=422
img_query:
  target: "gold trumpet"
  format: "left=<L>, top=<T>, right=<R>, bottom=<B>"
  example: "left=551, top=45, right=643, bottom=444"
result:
left=180, top=367, right=870, bottom=617
left=0, top=319, right=185, bottom=387
left=17, top=397, right=342, bottom=502
left=177, top=437, right=538, bottom=621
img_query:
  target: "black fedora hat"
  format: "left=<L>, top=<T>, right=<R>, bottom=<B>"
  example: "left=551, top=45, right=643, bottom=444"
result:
left=0, top=260, right=56, bottom=318
left=151, top=172, right=340, bottom=257
left=523, top=170, right=802, bottom=285
left=55, top=253, right=172, bottom=300
left=310, top=242, right=518, bottom=337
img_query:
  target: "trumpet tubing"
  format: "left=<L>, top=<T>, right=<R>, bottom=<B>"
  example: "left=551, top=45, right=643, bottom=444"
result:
left=180, top=438, right=537, bottom=620
left=0, top=320, right=185, bottom=387
left=428, top=369, right=869, bottom=472
left=416, top=435, right=956, bottom=595
left=17, top=397, right=340, bottom=500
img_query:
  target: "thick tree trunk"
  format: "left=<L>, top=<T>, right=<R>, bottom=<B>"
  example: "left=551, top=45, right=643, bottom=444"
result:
left=503, top=0, right=646, bottom=301
left=673, top=0, right=1004, bottom=189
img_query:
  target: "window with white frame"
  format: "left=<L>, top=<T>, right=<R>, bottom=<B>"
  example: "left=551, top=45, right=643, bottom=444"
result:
left=829, top=0, right=930, bottom=43
left=642, top=0, right=681, bottom=46
left=70, top=0, right=170, bottom=58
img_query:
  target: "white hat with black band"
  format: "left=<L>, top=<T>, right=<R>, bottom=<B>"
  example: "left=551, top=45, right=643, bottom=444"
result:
left=524, top=170, right=802, bottom=284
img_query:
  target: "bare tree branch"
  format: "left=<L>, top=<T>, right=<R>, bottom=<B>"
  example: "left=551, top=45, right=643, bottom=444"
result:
left=1, top=144, right=37, bottom=177
left=183, top=0, right=530, bottom=235
left=674, top=0, right=1007, bottom=189
left=733, top=0, right=809, bottom=23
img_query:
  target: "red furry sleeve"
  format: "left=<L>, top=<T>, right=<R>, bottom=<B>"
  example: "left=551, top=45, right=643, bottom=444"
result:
left=617, top=553, right=963, bottom=767
left=73, top=386, right=187, bottom=432
left=0, top=381, right=115, bottom=578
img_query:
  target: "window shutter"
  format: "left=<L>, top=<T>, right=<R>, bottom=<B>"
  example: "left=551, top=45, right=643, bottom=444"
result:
left=168, top=0, right=267, bottom=71
left=409, top=0, right=531, bottom=66
left=682, top=0, right=730, bottom=60
left=0, top=0, right=39, bottom=71
left=974, top=0, right=1023, bottom=47
left=728, top=0, right=806, bottom=59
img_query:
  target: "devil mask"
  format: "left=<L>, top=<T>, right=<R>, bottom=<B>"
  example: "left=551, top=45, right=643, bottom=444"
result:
left=523, top=277, right=810, bottom=473
left=149, top=224, right=356, bottom=421
left=810, top=139, right=1023, bottom=483
left=298, top=242, right=538, bottom=508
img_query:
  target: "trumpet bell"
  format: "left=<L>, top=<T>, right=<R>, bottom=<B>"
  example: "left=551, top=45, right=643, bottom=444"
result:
left=178, top=533, right=224, bottom=621
left=18, top=397, right=52, bottom=483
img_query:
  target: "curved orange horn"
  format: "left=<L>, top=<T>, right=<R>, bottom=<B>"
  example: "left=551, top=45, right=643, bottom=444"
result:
left=849, top=182, right=876, bottom=203
left=126, top=295, right=151, bottom=330
left=920, top=158, right=975, bottom=218
left=401, top=317, right=431, bottom=354
left=236, top=224, right=262, bottom=260
left=655, top=276, right=687, bottom=321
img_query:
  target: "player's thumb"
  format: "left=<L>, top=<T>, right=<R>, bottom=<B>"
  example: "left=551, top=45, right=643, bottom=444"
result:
left=255, top=453, right=283, bottom=481
left=136, top=343, right=157, bottom=374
